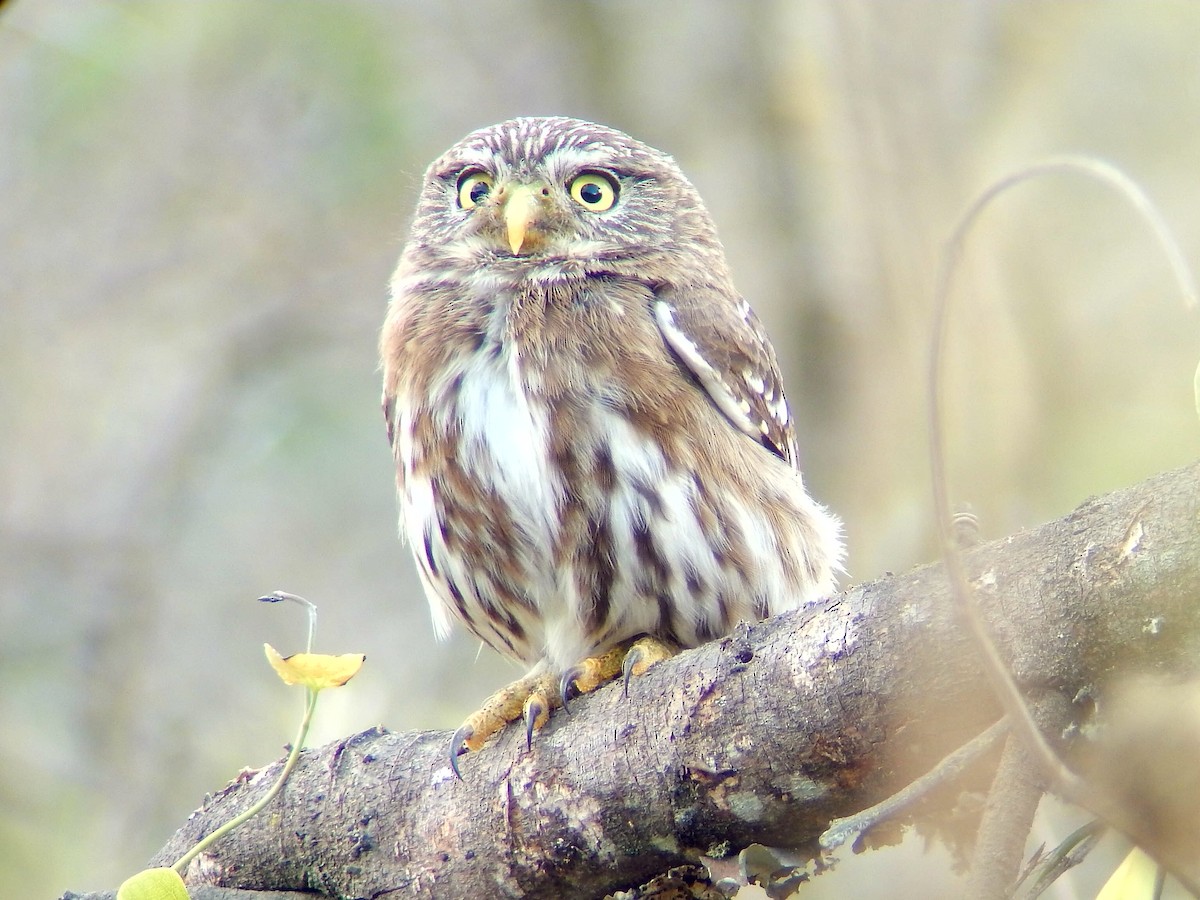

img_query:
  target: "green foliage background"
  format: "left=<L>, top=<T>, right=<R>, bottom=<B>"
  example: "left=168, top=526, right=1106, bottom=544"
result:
left=2, top=1, right=1197, bottom=896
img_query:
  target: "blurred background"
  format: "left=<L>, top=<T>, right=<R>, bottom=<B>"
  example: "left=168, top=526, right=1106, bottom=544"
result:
left=2, top=1, right=1197, bottom=896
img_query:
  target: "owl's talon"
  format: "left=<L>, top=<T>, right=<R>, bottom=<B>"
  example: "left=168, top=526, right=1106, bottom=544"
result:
left=621, top=648, right=640, bottom=697
left=449, top=723, right=474, bottom=780
left=559, top=666, right=583, bottom=714
left=524, top=707, right=537, bottom=749
left=522, top=693, right=550, bottom=749
left=623, top=635, right=678, bottom=697
left=448, top=670, right=560, bottom=774
left=558, top=642, right=646, bottom=711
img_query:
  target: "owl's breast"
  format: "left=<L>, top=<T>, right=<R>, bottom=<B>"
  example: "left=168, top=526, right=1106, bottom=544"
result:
left=392, top=301, right=565, bottom=662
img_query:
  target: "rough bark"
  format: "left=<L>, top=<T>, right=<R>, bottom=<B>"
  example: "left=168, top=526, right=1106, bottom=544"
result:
left=66, top=461, right=1200, bottom=900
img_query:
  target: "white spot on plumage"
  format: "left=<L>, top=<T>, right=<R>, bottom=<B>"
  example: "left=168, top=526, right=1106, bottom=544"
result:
left=771, top=396, right=790, bottom=427
left=743, top=370, right=766, bottom=395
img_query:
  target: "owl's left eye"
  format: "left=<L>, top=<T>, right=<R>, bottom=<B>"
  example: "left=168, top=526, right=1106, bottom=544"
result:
left=457, top=171, right=494, bottom=209
left=568, top=172, right=618, bottom=212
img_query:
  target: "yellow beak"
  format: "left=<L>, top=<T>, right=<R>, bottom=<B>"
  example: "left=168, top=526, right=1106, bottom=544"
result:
left=503, top=183, right=543, bottom=254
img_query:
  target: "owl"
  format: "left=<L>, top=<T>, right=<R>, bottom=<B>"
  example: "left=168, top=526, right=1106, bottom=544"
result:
left=380, top=117, right=843, bottom=772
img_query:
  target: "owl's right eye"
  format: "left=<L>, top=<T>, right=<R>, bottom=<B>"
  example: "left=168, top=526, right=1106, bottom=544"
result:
left=457, top=172, right=494, bottom=209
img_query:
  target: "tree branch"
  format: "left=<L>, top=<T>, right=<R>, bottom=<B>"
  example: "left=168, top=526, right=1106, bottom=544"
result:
left=66, top=461, right=1200, bottom=900
left=964, top=694, right=1067, bottom=898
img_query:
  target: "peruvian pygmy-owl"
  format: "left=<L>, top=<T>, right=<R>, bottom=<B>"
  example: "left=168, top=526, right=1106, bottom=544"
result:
left=380, top=117, right=843, bottom=766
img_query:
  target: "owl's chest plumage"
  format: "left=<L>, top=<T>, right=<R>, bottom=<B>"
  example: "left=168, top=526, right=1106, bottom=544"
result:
left=384, top=267, right=834, bottom=672
left=390, top=272, right=655, bottom=663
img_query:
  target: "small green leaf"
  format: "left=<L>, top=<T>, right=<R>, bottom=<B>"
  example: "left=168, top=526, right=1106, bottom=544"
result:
left=116, top=867, right=190, bottom=900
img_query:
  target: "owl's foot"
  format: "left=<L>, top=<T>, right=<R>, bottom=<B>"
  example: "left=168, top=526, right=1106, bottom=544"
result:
left=560, top=635, right=679, bottom=711
left=449, top=636, right=680, bottom=778
left=449, top=669, right=557, bottom=779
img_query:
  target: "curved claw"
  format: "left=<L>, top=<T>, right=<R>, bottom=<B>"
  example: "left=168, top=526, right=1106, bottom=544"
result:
left=523, top=695, right=546, bottom=750
left=559, top=665, right=583, bottom=714
left=622, top=646, right=643, bottom=698
left=449, top=723, right=473, bottom=780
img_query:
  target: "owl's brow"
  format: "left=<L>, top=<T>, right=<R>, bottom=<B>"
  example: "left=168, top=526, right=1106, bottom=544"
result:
left=544, top=145, right=616, bottom=167
left=435, top=149, right=495, bottom=179
left=437, top=152, right=634, bottom=191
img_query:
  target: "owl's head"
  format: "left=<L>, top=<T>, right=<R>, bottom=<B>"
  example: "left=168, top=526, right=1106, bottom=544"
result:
left=405, top=117, right=727, bottom=276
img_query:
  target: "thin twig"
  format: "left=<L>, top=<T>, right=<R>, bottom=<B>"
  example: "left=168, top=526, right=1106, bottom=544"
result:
left=820, top=718, right=1009, bottom=851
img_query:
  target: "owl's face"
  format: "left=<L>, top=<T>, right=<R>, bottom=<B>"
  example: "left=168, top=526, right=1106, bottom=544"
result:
left=405, top=117, right=724, bottom=274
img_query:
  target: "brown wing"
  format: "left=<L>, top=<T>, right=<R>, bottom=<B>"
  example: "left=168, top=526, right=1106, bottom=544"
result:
left=652, top=284, right=799, bottom=467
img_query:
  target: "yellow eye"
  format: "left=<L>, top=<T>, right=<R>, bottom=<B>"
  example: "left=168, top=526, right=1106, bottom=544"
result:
left=457, top=171, right=494, bottom=209
left=568, top=172, right=618, bottom=212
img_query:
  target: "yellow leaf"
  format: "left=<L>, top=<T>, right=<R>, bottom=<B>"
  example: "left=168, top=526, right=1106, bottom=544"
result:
left=264, top=644, right=365, bottom=690
left=116, top=867, right=190, bottom=900
left=1096, top=847, right=1159, bottom=900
